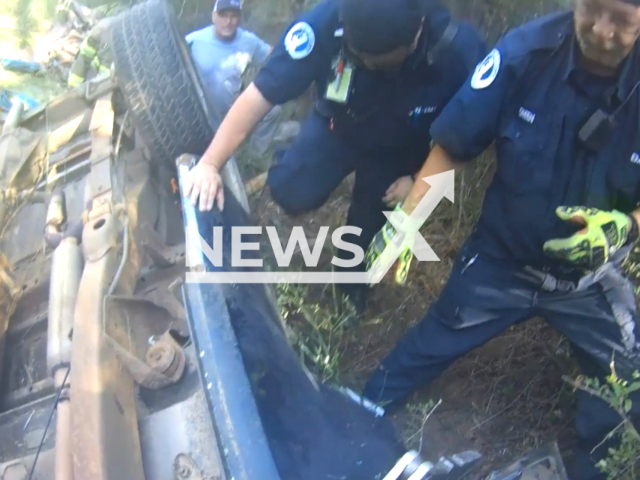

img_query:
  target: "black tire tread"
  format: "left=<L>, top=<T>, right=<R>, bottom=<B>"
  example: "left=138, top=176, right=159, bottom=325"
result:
left=110, top=0, right=214, bottom=166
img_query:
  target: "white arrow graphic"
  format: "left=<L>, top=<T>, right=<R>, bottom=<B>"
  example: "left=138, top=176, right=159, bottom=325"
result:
left=180, top=166, right=455, bottom=285
left=366, top=170, right=455, bottom=284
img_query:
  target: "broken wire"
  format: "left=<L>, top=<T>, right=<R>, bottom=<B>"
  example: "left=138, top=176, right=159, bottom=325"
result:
left=27, top=367, right=70, bottom=480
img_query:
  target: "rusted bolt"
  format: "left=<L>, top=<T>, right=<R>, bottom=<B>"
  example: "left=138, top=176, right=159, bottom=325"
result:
left=148, top=347, right=164, bottom=362
left=174, top=453, right=201, bottom=480
left=146, top=333, right=186, bottom=382
left=146, top=342, right=175, bottom=372
left=177, top=464, right=191, bottom=478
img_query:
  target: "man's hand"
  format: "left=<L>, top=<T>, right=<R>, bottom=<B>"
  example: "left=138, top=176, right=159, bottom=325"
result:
left=383, top=176, right=414, bottom=207
left=365, top=204, right=423, bottom=285
left=183, top=161, right=225, bottom=212
left=180, top=83, right=274, bottom=212
left=543, top=206, right=639, bottom=271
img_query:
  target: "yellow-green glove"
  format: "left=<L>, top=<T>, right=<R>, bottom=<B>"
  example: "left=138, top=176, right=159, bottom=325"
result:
left=543, top=206, right=639, bottom=271
left=365, top=204, right=422, bottom=285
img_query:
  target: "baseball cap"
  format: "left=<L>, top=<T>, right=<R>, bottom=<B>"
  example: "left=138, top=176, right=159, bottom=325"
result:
left=213, top=0, right=242, bottom=12
left=342, top=0, right=436, bottom=54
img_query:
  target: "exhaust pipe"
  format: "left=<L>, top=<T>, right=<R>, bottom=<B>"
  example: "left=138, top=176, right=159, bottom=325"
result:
left=47, top=237, right=83, bottom=480
left=2, top=98, right=24, bottom=135
left=44, top=189, right=83, bottom=249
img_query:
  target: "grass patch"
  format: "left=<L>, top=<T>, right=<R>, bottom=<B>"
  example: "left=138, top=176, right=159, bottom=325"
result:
left=0, top=69, right=67, bottom=104
left=276, top=282, right=357, bottom=384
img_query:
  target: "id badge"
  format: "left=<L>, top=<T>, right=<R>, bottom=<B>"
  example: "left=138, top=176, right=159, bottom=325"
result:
left=325, top=59, right=354, bottom=104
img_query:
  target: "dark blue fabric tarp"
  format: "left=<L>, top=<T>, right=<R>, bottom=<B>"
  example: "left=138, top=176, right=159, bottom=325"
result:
left=0, top=89, right=39, bottom=113
left=1, top=58, right=41, bottom=74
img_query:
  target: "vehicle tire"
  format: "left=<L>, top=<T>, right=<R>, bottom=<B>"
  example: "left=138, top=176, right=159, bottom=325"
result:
left=109, top=0, right=249, bottom=211
left=110, top=0, right=213, bottom=166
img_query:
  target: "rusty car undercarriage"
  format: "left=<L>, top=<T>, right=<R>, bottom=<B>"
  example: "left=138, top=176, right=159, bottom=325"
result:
left=0, top=1, right=572, bottom=479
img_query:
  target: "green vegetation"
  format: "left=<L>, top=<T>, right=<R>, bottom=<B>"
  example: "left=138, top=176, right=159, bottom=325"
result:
left=0, top=0, right=68, bottom=106
left=276, top=282, right=356, bottom=384
left=3, top=0, right=58, bottom=48
left=10, top=0, right=38, bottom=49
left=565, top=365, right=640, bottom=479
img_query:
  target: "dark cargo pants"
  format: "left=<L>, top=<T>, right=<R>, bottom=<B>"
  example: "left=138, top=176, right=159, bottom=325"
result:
left=266, top=110, right=424, bottom=297
left=363, top=241, right=640, bottom=480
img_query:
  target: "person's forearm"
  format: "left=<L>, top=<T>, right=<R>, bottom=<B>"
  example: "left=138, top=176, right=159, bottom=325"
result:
left=403, top=144, right=464, bottom=214
left=200, top=82, right=274, bottom=170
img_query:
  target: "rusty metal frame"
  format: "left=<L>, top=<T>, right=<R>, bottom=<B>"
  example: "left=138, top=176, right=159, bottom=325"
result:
left=102, top=295, right=186, bottom=390
left=69, top=213, right=146, bottom=480
left=68, top=89, right=146, bottom=480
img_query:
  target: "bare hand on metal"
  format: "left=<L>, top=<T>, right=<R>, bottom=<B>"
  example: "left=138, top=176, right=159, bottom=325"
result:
left=183, top=160, right=225, bottom=212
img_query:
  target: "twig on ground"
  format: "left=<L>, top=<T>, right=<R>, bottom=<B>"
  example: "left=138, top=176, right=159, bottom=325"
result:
left=470, top=372, right=541, bottom=431
left=419, top=398, right=443, bottom=453
left=403, top=399, right=443, bottom=451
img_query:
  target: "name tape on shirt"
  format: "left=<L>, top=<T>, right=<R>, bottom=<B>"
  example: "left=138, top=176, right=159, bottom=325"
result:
left=285, top=22, right=315, bottom=60
left=471, top=48, right=501, bottom=90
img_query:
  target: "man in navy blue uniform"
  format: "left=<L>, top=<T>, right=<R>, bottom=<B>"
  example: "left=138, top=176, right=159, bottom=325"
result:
left=363, top=0, right=640, bottom=478
left=182, top=0, right=486, bottom=314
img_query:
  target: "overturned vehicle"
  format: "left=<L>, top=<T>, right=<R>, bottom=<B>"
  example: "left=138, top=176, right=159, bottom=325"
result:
left=0, top=1, right=570, bottom=479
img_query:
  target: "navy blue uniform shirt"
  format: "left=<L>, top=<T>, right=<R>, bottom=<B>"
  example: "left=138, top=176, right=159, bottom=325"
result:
left=430, top=10, right=640, bottom=274
left=253, top=0, right=486, bottom=162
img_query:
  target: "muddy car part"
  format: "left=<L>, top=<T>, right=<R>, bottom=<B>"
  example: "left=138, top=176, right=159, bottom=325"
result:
left=2, top=99, right=25, bottom=136
left=103, top=296, right=186, bottom=390
left=47, top=236, right=81, bottom=480
left=483, top=443, right=569, bottom=480
left=0, top=67, right=228, bottom=479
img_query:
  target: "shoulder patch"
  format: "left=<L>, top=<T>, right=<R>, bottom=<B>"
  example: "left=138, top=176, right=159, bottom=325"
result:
left=470, top=48, right=501, bottom=90
left=284, top=22, right=315, bottom=60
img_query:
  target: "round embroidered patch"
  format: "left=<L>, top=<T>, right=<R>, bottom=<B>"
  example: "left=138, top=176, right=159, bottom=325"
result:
left=470, top=48, right=501, bottom=90
left=284, top=22, right=315, bottom=60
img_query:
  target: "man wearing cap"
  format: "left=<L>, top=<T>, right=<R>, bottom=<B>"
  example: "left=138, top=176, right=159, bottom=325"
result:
left=182, top=0, right=486, bottom=315
left=186, top=0, right=284, bottom=156
left=362, top=0, right=640, bottom=478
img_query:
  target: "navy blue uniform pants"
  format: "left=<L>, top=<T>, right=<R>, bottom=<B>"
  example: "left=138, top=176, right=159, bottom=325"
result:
left=266, top=110, right=424, bottom=295
left=363, top=240, right=640, bottom=480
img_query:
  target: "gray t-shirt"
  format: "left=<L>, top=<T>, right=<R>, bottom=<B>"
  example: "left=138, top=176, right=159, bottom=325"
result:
left=186, top=25, right=271, bottom=116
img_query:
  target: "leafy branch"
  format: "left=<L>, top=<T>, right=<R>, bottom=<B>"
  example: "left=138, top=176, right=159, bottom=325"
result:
left=563, top=361, right=640, bottom=480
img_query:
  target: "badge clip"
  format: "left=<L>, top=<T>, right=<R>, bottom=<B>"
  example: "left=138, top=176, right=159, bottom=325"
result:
left=325, top=54, right=353, bottom=104
left=578, top=109, right=617, bottom=152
